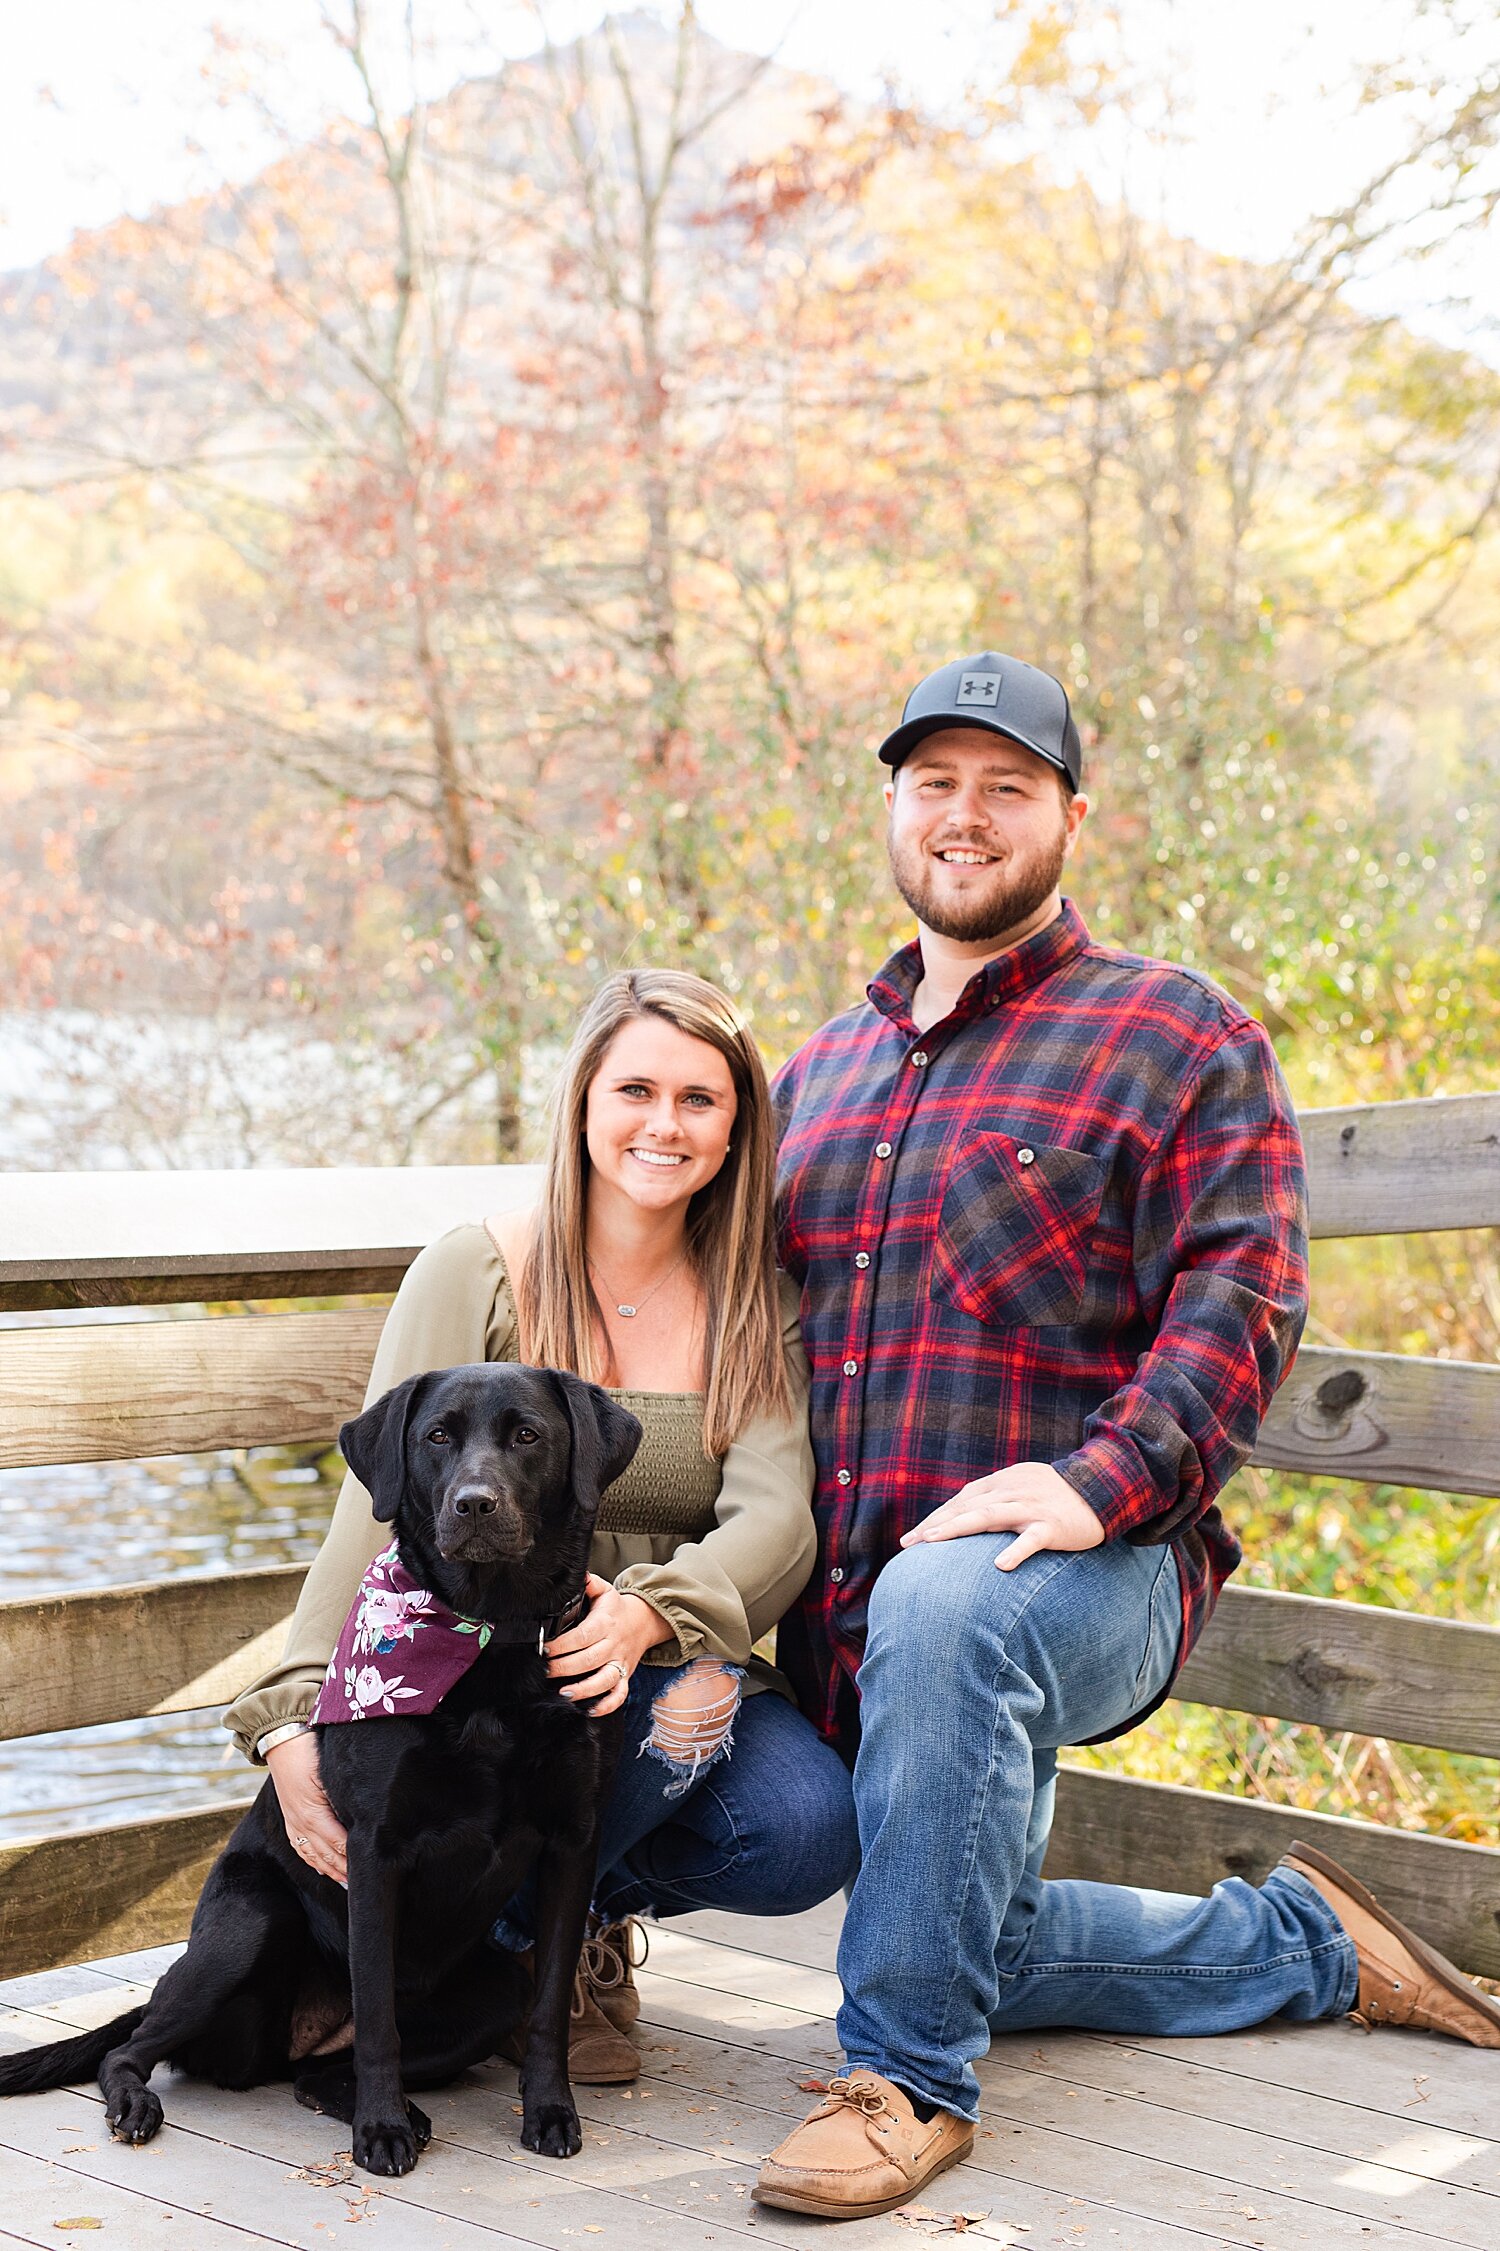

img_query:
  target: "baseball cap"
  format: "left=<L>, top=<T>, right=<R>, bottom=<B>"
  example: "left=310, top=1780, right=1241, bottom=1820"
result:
left=878, top=651, right=1083, bottom=790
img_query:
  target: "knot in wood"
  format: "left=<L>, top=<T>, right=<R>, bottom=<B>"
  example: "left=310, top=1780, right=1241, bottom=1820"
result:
left=1315, top=1368, right=1366, bottom=1415
left=1289, top=1646, right=1366, bottom=1696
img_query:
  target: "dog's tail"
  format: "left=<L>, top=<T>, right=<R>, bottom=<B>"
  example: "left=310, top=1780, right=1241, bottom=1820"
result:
left=0, top=2006, right=146, bottom=2095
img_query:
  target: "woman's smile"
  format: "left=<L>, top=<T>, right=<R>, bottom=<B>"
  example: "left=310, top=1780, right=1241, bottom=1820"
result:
left=585, top=1015, right=738, bottom=1216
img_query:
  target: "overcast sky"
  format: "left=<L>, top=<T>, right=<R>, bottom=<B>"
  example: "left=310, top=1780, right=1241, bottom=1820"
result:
left=2, top=0, right=1495, bottom=348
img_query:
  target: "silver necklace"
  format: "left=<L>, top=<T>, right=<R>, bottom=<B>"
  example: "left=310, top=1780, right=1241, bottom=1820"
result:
left=589, top=1248, right=687, bottom=1319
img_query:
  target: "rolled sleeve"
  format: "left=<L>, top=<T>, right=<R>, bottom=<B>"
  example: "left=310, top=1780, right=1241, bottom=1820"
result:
left=1055, top=1022, right=1309, bottom=1543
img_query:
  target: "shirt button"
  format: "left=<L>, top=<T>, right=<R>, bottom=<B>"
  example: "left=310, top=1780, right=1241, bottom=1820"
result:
left=843, top=1359, right=859, bottom=1377
left=1017, top=1146, right=1036, bottom=1166
left=854, top=1252, right=871, bottom=1269
left=910, top=1049, right=929, bottom=1068
left=875, top=1141, right=893, bottom=1159
left=835, top=1468, right=853, bottom=1486
left=829, top=1566, right=846, bottom=1585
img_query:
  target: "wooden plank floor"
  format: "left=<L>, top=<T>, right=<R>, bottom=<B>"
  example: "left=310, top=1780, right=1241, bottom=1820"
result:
left=0, top=1898, right=1495, bottom=2249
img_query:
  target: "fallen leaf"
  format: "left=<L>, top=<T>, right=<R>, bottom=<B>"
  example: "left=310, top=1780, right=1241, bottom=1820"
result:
left=52, top=2226, right=103, bottom=2236
left=798, top=2077, right=830, bottom=2092
left=286, top=2155, right=357, bottom=2189
left=892, top=2210, right=994, bottom=2236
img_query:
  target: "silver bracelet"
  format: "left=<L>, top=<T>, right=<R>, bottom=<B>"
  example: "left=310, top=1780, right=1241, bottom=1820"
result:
left=256, top=1720, right=312, bottom=1760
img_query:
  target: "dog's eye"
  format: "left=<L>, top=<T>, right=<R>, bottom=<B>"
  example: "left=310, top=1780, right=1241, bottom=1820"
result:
left=426, top=1425, right=452, bottom=1446
left=513, top=1425, right=540, bottom=1446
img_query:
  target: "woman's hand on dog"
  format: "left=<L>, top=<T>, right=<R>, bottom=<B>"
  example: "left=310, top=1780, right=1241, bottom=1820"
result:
left=545, top=1572, right=673, bottom=1715
left=266, top=1730, right=349, bottom=1885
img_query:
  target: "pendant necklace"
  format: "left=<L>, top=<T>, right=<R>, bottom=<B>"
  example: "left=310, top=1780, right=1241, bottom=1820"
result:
left=589, top=1248, right=687, bottom=1320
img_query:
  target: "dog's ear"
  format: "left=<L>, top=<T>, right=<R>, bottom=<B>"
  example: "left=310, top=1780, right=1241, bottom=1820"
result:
left=339, top=1374, right=431, bottom=1524
left=545, top=1371, right=643, bottom=1516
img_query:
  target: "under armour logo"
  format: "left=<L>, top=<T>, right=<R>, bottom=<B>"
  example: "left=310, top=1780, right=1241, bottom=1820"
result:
left=955, top=673, right=1001, bottom=707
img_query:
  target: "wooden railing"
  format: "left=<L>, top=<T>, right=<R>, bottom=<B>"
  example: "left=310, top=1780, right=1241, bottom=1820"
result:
left=1, top=1102, right=1498, bottom=1980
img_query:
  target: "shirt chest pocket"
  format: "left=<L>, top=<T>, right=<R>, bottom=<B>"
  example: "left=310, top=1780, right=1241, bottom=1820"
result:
left=930, top=1133, right=1107, bottom=1328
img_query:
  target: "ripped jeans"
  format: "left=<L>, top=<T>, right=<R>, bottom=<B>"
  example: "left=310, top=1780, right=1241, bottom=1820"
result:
left=633, top=1652, right=745, bottom=1798
left=493, top=1655, right=858, bottom=1949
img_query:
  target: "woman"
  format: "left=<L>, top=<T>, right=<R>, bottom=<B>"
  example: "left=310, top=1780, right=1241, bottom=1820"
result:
left=225, top=969, right=858, bottom=2084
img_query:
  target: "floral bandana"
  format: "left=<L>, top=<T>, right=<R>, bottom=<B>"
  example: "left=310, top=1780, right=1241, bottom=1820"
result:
left=312, top=1541, right=495, bottom=1724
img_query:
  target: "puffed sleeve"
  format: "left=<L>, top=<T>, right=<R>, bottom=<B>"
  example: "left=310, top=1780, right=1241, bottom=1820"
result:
left=223, top=1224, right=516, bottom=1761
left=603, top=1274, right=816, bottom=1667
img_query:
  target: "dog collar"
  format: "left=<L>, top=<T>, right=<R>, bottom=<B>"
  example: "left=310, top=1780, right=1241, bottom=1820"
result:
left=312, top=1545, right=590, bottom=1724
left=480, top=1584, right=591, bottom=1653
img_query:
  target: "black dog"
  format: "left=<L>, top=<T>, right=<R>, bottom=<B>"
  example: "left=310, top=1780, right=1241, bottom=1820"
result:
left=0, top=1363, right=642, bottom=2175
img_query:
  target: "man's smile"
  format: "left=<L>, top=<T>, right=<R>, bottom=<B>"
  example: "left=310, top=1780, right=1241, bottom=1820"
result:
left=934, top=846, right=999, bottom=865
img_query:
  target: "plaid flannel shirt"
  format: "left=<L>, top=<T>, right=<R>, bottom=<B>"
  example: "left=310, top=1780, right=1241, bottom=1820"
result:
left=771, top=900, right=1309, bottom=1756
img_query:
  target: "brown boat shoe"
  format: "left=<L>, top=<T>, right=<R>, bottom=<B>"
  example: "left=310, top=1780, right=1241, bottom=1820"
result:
left=1281, top=1841, right=1500, bottom=2049
left=754, top=2070, right=975, bottom=2219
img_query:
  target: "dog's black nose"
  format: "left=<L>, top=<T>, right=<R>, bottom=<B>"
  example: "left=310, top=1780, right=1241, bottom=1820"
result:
left=450, top=1486, right=500, bottom=1519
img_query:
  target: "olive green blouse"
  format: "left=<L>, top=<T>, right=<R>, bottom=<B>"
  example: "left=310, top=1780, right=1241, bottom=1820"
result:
left=224, top=1224, right=817, bottom=1762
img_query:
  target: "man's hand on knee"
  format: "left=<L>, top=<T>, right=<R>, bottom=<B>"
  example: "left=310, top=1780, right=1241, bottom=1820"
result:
left=899, top=1463, right=1105, bottom=1571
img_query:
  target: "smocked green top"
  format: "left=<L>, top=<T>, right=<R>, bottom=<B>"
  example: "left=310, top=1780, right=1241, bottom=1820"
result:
left=224, top=1222, right=816, bottom=1762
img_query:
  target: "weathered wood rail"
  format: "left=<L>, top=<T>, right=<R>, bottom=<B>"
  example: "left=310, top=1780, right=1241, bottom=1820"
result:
left=1, top=1095, right=1498, bottom=1982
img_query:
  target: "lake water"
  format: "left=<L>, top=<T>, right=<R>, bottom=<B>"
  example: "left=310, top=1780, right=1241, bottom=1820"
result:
left=0, top=1443, right=341, bottom=1842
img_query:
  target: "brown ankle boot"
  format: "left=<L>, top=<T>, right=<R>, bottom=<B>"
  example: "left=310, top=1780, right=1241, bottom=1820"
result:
left=494, top=1949, right=641, bottom=2084
left=1281, top=1842, right=1500, bottom=2048
left=567, top=1969, right=640, bottom=2083
left=580, top=1916, right=646, bottom=2033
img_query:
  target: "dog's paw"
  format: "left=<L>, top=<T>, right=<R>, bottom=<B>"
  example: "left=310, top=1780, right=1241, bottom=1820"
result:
left=521, top=2100, right=582, bottom=2159
left=106, top=2086, right=164, bottom=2146
left=353, top=2111, right=422, bottom=2177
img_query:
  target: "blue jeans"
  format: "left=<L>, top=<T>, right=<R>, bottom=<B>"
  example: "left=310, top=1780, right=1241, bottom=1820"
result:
left=495, top=1659, right=860, bottom=1946
left=836, top=1532, right=1359, bottom=2120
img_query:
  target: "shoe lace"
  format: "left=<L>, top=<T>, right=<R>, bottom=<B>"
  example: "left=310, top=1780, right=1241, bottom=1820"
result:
left=581, top=1915, right=648, bottom=1992
left=822, top=2075, right=890, bottom=2118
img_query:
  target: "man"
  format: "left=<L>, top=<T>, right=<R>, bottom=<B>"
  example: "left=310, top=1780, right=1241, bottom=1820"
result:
left=757, top=650, right=1500, bottom=2223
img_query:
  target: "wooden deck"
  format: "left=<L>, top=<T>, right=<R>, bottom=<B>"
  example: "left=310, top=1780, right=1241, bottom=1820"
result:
left=1, top=1898, right=1495, bottom=2250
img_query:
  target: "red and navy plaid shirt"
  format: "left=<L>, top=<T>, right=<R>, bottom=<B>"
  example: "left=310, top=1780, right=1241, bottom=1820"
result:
left=771, top=900, right=1309, bottom=1756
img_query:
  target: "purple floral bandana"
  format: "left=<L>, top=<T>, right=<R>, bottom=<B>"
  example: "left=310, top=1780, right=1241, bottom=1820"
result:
left=312, top=1541, right=494, bottom=1724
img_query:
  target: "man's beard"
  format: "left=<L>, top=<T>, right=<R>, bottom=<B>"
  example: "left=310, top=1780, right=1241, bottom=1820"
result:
left=886, top=819, right=1070, bottom=944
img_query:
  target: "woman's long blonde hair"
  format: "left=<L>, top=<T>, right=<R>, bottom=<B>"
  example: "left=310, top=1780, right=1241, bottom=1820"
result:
left=515, top=970, right=791, bottom=1455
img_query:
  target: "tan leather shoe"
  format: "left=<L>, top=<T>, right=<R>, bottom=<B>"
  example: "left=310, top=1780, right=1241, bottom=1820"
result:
left=754, top=2071, right=975, bottom=2219
left=1281, top=1841, right=1500, bottom=2048
left=580, top=1915, right=645, bottom=2033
